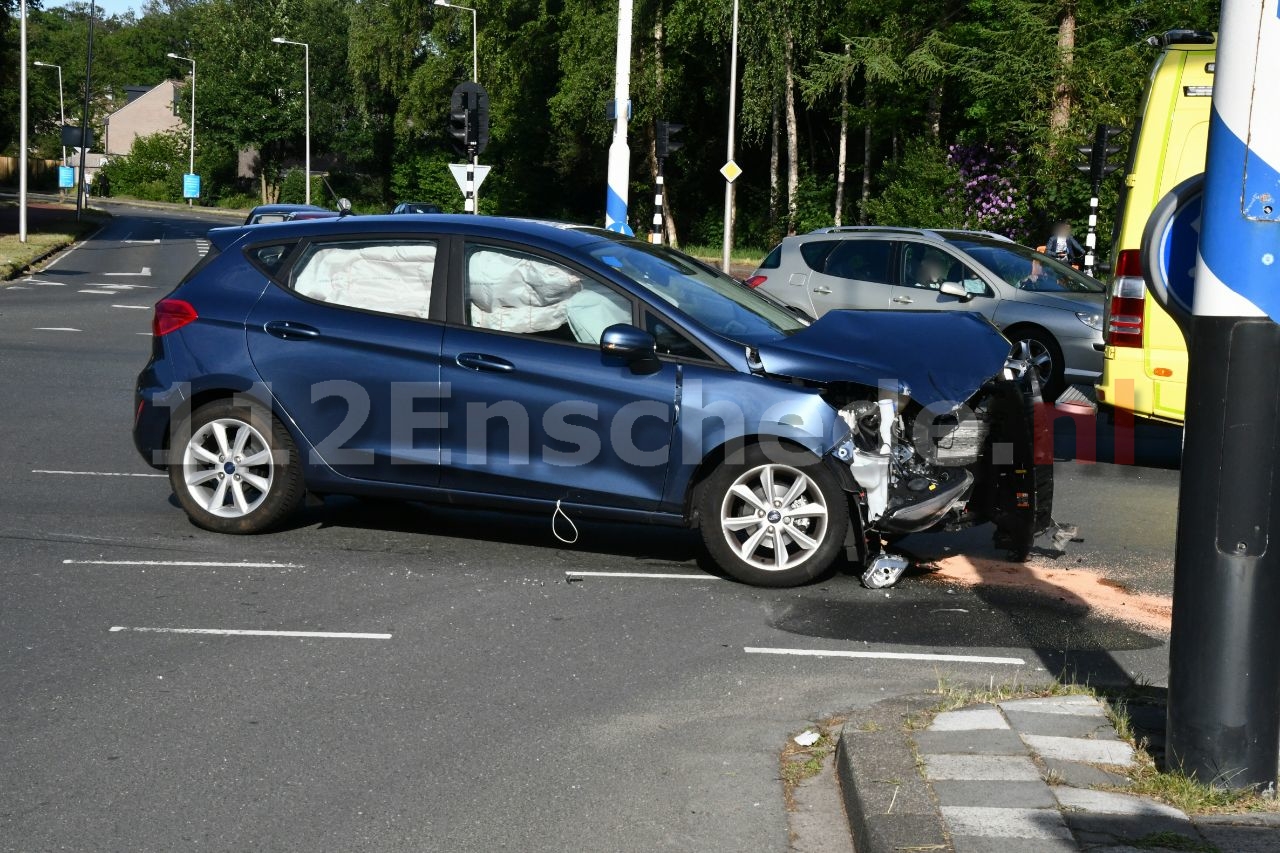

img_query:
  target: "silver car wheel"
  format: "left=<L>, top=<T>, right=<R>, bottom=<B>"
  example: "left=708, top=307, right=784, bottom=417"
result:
left=719, top=463, right=829, bottom=572
left=1016, top=338, right=1054, bottom=386
left=181, top=417, right=275, bottom=518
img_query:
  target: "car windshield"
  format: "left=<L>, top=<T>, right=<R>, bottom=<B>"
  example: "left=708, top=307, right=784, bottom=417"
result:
left=951, top=239, right=1105, bottom=294
left=586, top=240, right=806, bottom=343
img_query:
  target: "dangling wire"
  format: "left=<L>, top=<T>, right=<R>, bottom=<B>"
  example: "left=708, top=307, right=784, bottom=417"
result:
left=552, top=499, right=579, bottom=545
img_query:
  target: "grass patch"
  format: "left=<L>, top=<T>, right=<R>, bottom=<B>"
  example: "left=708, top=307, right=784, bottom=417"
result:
left=1126, top=830, right=1218, bottom=851
left=0, top=207, right=107, bottom=279
left=682, top=243, right=768, bottom=268
left=778, top=716, right=845, bottom=810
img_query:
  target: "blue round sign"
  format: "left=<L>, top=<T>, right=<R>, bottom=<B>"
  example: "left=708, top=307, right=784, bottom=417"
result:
left=1141, top=173, right=1204, bottom=328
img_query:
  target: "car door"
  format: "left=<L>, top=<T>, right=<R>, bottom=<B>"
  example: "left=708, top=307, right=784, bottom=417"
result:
left=891, top=241, right=998, bottom=319
left=245, top=235, right=448, bottom=486
left=438, top=240, right=677, bottom=510
left=803, top=238, right=898, bottom=314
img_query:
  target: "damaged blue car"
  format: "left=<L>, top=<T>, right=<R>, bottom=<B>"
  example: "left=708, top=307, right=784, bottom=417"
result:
left=133, top=216, right=1052, bottom=588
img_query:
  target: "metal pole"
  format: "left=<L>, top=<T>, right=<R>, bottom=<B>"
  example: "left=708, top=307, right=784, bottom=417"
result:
left=1167, top=0, right=1280, bottom=790
left=189, top=59, right=195, bottom=205
left=470, top=7, right=479, bottom=214
left=76, top=0, right=96, bottom=221
left=651, top=164, right=664, bottom=245
left=304, top=42, right=310, bottom=207
left=604, top=0, right=633, bottom=234
left=19, top=0, right=27, bottom=243
left=721, top=0, right=740, bottom=273
left=1083, top=123, right=1105, bottom=277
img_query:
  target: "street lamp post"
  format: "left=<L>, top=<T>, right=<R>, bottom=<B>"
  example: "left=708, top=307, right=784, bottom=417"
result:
left=433, top=0, right=477, bottom=84
left=271, top=37, right=310, bottom=206
left=166, top=53, right=195, bottom=206
left=721, top=0, right=740, bottom=273
left=33, top=61, right=66, bottom=168
left=435, top=0, right=480, bottom=212
left=18, top=0, right=27, bottom=243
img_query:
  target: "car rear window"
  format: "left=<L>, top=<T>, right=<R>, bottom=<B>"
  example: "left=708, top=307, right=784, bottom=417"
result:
left=799, top=240, right=839, bottom=271
left=759, top=245, right=782, bottom=269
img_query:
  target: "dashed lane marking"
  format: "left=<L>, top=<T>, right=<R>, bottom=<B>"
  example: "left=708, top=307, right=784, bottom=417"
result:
left=66, top=559, right=304, bottom=568
left=78, top=289, right=116, bottom=295
left=743, top=646, right=1027, bottom=666
left=109, top=626, right=392, bottom=640
left=565, top=570, right=723, bottom=581
left=32, top=469, right=165, bottom=477
left=32, top=327, right=82, bottom=332
left=112, top=304, right=151, bottom=310
left=104, top=267, right=152, bottom=277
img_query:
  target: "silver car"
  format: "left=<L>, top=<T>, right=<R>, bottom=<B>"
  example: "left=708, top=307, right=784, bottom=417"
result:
left=748, top=227, right=1105, bottom=399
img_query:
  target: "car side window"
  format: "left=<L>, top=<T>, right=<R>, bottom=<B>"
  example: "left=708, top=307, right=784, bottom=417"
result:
left=821, top=240, right=894, bottom=285
left=645, top=313, right=714, bottom=362
left=901, top=243, right=990, bottom=296
left=291, top=239, right=437, bottom=319
left=799, top=240, right=840, bottom=272
left=464, top=244, right=633, bottom=345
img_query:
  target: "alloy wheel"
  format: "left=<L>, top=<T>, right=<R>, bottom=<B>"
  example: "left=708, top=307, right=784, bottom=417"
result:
left=719, top=463, right=829, bottom=572
left=181, top=417, right=275, bottom=518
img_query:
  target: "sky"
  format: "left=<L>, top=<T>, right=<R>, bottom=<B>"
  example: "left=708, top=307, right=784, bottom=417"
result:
left=52, top=1, right=140, bottom=17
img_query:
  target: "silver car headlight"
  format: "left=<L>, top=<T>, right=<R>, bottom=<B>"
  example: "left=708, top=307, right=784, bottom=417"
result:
left=1076, top=311, right=1104, bottom=331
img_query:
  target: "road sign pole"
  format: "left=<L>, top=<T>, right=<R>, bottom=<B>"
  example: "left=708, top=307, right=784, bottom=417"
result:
left=76, top=0, right=96, bottom=221
left=651, top=162, right=664, bottom=245
left=604, top=0, right=632, bottom=234
left=1167, top=0, right=1280, bottom=790
left=465, top=145, right=475, bottom=214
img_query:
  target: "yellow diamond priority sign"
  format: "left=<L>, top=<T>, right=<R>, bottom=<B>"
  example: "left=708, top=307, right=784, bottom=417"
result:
left=720, top=160, right=743, bottom=183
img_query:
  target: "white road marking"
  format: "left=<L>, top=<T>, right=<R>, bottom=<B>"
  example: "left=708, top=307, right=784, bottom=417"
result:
left=112, top=304, right=151, bottom=310
left=743, top=646, right=1027, bottom=666
left=32, top=469, right=165, bottom=477
left=78, top=289, right=116, bottom=295
left=104, top=267, right=152, bottom=277
left=32, top=327, right=82, bottom=332
left=123, top=239, right=160, bottom=244
left=7, top=285, right=30, bottom=290
left=32, top=282, right=66, bottom=286
left=92, top=283, right=153, bottom=291
left=66, top=559, right=304, bottom=568
left=109, top=626, right=391, bottom=640
left=136, top=332, right=153, bottom=336
left=565, top=570, right=722, bottom=581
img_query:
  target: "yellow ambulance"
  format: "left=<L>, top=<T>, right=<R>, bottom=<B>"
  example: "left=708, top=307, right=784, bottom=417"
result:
left=1096, top=30, right=1216, bottom=425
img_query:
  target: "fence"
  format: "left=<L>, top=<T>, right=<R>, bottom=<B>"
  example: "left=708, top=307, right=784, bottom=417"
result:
left=0, top=157, right=66, bottom=191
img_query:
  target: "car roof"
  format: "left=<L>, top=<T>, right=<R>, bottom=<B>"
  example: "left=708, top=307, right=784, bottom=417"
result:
left=802, top=226, right=1012, bottom=243
left=248, top=203, right=330, bottom=215
left=211, top=215, right=624, bottom=252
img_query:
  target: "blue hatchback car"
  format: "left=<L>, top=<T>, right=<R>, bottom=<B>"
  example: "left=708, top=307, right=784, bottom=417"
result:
left=134, top=216, right=1051, bottom=588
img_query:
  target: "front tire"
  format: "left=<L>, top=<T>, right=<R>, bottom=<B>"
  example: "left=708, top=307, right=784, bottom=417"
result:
left=697, top=444, right=849, bottom=587
left=170, top=400, right=304, bottom=534
left=1011, top=328, right=1065, bottom=401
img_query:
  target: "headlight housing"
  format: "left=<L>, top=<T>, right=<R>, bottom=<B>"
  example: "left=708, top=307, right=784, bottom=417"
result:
left=1076, top=311, right=1104, bottom=331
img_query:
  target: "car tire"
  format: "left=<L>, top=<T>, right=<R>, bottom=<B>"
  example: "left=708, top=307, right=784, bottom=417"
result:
left=1011, top=327, right=1065, bottom=401
left=697, top=443, right=849, bottom=587
left=169, top=400, right=304, bottom=534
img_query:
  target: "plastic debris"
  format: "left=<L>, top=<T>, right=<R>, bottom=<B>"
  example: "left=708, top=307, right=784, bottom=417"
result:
left=794, top=730, right=821, bottom=747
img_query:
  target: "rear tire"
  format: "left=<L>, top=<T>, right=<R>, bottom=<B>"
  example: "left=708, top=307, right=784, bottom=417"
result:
left=697, top=443, right=849, bottom=587
left=169, top=400, right=304, bottom=534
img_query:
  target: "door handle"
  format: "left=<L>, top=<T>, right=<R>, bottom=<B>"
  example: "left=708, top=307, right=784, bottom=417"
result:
left=263, top=320, right=320, bottom=340
left=456, top=352, right=515, bottom=373
left=892, top=296, right=914, bottom=305
left=813, top=286, right=832, bottom=295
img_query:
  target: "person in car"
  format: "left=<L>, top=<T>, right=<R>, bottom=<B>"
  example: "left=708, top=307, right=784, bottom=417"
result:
left=913, top=253, right=950, bottom=289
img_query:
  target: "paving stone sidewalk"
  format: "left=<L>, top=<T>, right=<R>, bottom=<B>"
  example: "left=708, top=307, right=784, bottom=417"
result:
left=919, top=694, right=1279, bottom=852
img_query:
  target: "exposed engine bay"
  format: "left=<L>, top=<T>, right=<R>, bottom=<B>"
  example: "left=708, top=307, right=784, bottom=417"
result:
left=825, top=371, right=1053, bottom=589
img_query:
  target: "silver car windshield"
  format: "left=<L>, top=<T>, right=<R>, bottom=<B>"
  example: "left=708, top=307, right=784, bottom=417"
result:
left=953, top=239, right=1105, bottom=294
left=587, top=241, right=807, bottom=343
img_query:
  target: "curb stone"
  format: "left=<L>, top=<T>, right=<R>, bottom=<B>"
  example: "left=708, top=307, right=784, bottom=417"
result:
left=835, top=694, right=950, bottom=852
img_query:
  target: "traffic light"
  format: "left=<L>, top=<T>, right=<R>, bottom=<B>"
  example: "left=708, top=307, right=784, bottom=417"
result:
left=1076, top=124, right=1124, bottom=182
left=656, top=120, right=684, bottom=159
left=449, top=82, right=490, bottom=156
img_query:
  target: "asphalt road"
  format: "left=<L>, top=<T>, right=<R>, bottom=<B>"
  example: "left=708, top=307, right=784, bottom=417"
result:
left=0, top=202, right=1181, bottom=852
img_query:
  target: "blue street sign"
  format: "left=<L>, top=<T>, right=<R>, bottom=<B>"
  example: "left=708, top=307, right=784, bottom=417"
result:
left=1141, top=173, right=1203, bottom=331
left=58, top=166, right=75, bottom=189
left=183, top=173, right=201, bottom=199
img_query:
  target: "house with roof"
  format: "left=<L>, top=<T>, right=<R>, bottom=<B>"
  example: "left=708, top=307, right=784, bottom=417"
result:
left=102, top=81, right=184, bottom=157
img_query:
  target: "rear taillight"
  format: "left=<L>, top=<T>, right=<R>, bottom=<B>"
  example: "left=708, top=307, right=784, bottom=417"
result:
left=153, top=299, right=198, bottom=337
left=1105, top=250, right=1145, bottom=348
left=743, top=275, right=768, bottom=289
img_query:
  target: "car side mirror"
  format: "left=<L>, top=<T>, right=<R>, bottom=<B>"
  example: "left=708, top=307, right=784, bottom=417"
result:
left=939, top=281, right=974, bottom=301
left=600, top=324, right=661, bottom=374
